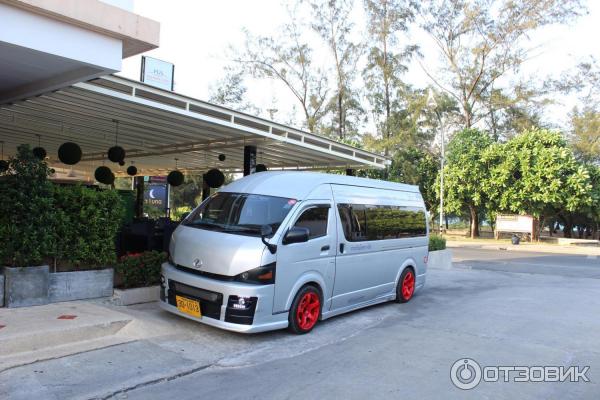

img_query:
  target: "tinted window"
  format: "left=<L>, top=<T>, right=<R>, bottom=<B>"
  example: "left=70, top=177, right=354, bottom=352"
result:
left=294, top=207, right=329, bottom=239
left=184, top=192, right=297, bottom=236
left=338, top=204, right=426, bottom=241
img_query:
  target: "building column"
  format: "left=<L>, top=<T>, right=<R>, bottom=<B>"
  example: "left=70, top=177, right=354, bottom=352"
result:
left=134, top=176, right=144, bottom=218
left=243, top=145, right=257, bottom=176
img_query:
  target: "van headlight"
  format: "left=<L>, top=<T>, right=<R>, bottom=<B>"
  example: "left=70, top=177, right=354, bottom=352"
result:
left=234, top=262, right=276, bottom=284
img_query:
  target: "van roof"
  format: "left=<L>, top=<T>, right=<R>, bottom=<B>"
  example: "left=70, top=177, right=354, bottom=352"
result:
left=220, top=171, right=420, bottom=200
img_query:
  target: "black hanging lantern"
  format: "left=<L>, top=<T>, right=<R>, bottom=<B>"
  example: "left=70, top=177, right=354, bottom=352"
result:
left=168, top=170, right=184, bottom=186
left=127, top=165, right=138, bottom=176
left=58, top=142, right=82, bottom=165
left=118, top=159, right=125, bottom=166
left=94, top=166, right=114, bottom=185
left=255, top=164, right=267, bottom=173
left=218, top=154, right=226, bottom=162
left=167, top=158, right=184, bottom=186
left=32, top=135, right=46, bottom=160
left=33, top=147, right=47, bottom=160
left=108, top=120, right=125, bottom=163
left=204, top=168, right=225, bottom=188
left=30, top=135, right=46, bottom=160
left=108, top=146, right=125, bottom=163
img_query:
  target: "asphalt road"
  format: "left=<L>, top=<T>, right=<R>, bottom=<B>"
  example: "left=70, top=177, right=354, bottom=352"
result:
left=2, top=248, right=599, bottom=400
left=452, top=247, right=600, bottom=278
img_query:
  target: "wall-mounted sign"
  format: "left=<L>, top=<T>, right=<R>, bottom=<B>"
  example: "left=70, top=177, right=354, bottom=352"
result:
left=144, top=183, right=167, bottom=208
left=141, top=56, right=174, bottom=91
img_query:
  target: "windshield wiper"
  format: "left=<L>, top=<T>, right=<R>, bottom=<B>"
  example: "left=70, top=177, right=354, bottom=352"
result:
left=185, top=221, right=225, bottom=231
left=221, top=226, right=261, bottom=235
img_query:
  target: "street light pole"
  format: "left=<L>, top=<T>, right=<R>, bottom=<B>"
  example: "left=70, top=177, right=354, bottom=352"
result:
left=427, top=89, right=445, bottom=234
left=439, top=121, right=445, bottom=234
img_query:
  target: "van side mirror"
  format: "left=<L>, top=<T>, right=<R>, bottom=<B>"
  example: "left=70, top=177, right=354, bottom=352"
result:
left=283, top=227, right=310, bottom=245
left=261, top=224, right=273, bottom=237
left=260, top=225, right=277, bottom=254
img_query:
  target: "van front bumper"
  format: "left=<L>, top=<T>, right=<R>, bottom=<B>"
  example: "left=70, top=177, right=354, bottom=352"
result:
left=159, top=262, right=289, bottom=333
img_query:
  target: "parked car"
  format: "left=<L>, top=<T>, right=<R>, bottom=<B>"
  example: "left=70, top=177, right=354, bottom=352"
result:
left=160, top=171, right=429, bottom=334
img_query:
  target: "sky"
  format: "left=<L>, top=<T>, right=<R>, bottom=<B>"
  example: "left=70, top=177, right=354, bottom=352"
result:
left=118, top=0, right=600, bottom=132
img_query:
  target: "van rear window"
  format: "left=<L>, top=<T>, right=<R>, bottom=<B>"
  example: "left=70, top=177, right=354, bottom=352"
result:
left=183, top=192, right=296, bottom=236
left=337, top=204, right=426, bottom=241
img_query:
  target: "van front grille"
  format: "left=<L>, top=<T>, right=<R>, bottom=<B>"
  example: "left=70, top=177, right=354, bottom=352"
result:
left=167, top=280, right=223, bottom=320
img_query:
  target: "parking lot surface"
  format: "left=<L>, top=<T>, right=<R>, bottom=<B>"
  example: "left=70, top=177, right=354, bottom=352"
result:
left=1, top=248, right=598, bottom=400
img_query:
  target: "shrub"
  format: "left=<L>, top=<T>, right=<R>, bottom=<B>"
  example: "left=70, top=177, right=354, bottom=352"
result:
left=0, top=144, right=125, bottom=269
left=0, top=145, right=55, bottom=267
left=115, top=251, right=167, bottom=289
left=429, top=234, right=446, bottom=251
left=53, top=185, right=125, bottom=268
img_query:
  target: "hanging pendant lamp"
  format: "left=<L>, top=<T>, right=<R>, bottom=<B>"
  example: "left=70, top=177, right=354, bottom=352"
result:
left=32, top=134, right=47, bottom=160
left=108, top=120, right=126, bottom=163
left=167, top=158, right=184, bottom=186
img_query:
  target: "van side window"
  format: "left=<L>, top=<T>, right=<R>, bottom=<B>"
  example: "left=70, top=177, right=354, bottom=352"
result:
left=294, top=207, right=329, bottom=240
left=338, top=204, right=426, bottom=241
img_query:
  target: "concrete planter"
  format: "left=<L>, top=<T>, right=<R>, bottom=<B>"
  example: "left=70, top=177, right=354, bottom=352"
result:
left=3, top=265, right=50, bottom=308
left=428, top=249, right=453, bottom=270
left=0, top=274, right=4, bottom=307
left=112, top=285, right=160, bottom=306
left=49, top=269, right=114, bottom=303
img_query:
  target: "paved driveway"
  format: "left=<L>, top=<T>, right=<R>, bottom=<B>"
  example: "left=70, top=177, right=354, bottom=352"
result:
left=1, top=249, right=599, bottom=400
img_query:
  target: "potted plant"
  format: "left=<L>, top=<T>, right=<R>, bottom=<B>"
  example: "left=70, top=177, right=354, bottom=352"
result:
left=0, top=145, right=54, bottom=307
left=113, top=251, right=167, bottom=305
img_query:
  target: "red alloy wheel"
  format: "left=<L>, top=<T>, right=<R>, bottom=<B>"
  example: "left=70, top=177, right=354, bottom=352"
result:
left=401, top=270, right=415, bottom=301
left=296, top=292, right=320, bottom=331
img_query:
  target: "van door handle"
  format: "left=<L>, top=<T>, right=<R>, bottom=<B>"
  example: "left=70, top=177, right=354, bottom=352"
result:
left=321, top=245, right=330, bottom=251
left=339, top=243, right=345, bottom=253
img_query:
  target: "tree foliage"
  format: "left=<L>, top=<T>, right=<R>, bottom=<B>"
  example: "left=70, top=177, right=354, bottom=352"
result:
left=420, top=0, right=583, bottom=130
left=483, top=129, right=592, bottom=219
left=363, top=0, right=417, bottom=155
left=310, top=0, right=364, bottom=139
left=442, top=128, right=493, bottom=238
left=234, top=13, right=329, bottom=132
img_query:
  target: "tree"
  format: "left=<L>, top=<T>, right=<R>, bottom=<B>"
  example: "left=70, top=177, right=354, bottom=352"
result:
left=311, top=0, right=364, bottom=139
left=234, top=13, right=329, bottom=132
left=208, top=68, right=260, bottom=115
left=570, top=108, right=600, bottom=164
left=442, top=128, right=493, bottom=238
left=390, top=147, right=439, bottom=214
left=482, top=128, right=592, bottom=239
left=420, top=0, right=584, bottom=130
left=362, top=0, right=417, bottom=156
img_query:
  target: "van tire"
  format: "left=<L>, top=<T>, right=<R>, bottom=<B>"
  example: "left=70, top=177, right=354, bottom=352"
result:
left=396, top=267, right=415, bottom=303
left=288, top=285, right=321, bottom=334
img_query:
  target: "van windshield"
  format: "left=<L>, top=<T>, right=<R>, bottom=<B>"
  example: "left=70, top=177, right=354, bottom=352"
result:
left=183, top=192, right=297, bottom=236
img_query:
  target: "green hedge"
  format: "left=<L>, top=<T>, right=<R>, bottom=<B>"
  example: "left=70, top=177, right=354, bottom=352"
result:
left=429, top=234, right=446, bottom=251
left=115, top=251, right=167, bottom=289
left=0, top=145, right=124, bottom=268
left=53, top=185, right=124, bottom=268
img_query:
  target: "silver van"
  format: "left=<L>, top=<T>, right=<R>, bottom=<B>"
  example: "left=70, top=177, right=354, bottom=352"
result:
left=160, top=171, right=429, bottom=334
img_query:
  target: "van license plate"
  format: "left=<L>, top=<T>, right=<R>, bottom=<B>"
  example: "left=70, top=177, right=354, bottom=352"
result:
left=175, top=295, right=201, bottom=318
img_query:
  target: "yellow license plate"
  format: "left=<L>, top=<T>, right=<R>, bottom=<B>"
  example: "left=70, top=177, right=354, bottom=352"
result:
left=175, top=295, right=201, bottom=318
